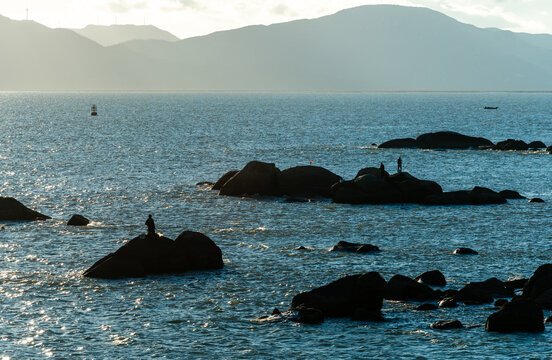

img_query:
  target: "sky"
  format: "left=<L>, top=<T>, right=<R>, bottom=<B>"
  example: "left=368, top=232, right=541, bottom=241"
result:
left=0, top=0, right=550, bottom=39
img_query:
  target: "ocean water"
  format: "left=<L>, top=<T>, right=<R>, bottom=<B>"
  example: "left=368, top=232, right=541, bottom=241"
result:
left=0, top=92, right=551, bottom=359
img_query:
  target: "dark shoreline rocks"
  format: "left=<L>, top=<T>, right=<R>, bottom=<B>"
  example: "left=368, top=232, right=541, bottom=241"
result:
left=377, top=131, right=547, bottom=151
left=329, top=241, right=380, bottom=253
left=485, top=299, right=544, bottom=333
left=415, top=270, right=446, bottom=287
left=83, top=230, right=223, bottom=279
left=0, top=197, right=50, bottom=221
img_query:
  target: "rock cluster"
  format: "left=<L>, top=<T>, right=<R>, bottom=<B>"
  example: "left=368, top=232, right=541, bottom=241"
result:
left=213, top=161, right=519, bottom=206
left=378, top=131, right=547, bottom=151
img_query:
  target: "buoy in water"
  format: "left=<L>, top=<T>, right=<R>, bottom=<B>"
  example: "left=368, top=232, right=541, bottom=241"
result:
left=91, top=104, right=98, bottom=116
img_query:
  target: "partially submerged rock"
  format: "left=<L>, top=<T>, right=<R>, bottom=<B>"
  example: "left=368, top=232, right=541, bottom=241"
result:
left=291, top=272, right=386, bottom=319
left=0, top=197, right=50, bottom=221
left=493, top=139, right=529, bottom=151
left=329, top=241, right=380, bottom=253
left=529, top=198, right=545, bottom=203
left=219, top=161, right=281, bottom=197
left=521, top=264, right=552, bottom=309
left=415, top=270, right=446, bottom=287
left=499, top=190, right=525, bottom=199
left=456, top=278, right=514, bottom=304
left=378, top=138, right=417, bottom=149
left=528, top=141, right=546, bottom=149
left=415, top=131, right=493, bottom=149
left=83, top=231, right=223, bottom=279
left=385, top=274, right=438, bottom=302
left=416, top=303, right=438, bottom=311
left=212, top=170, right=239, bottom=190
left=424, top=187, right=506, bottom=205
left=453, top=247, right=478, bottom=255
left=430, top=320, right=463, bottom=330
left=485, top=299, right=544, bottom=333
left=67, top=214, right=90, bottom=226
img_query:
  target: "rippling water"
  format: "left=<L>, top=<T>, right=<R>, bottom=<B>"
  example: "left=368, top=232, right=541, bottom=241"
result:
left=1, top=92, right=551, bottom=359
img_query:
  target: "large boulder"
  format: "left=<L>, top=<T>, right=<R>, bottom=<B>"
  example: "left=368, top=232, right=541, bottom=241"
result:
left=219, top=161, right=281, bottom=197
left=415, top=131, right=493, bottom=149
left=485, top=299, right=544, bottom=333
left=387, top=172, right=442, bottom=203
left=331, top=173, right=402, bottom=204
left=385, top=274, right=438, bottom=301
left=521, top=264, right=552, bottom=308
left=0, top=197, right=50, bottom=221
left=456, top=278, right=514, bottom=304
left=415, top=270, right=446, bottom=287
left=278, top=166, right=342, bottom=198
left=423, top=187, right=506, bottom=205
left=212, top=170, right=239, bottom=190
left=67, top=214, right=90, bottom=226
left=356, top=167, right=389, bottom=179
left=499, top=190, right=525, bottom=199
left=528, top=141, right=546, bottom=149
left=291, top=272, right=386, bottom=318
left=378, top=138, right=417, bottom=149
left=493, top=139, right=529, bottom=151
left=83, top=231, right=223, bottom=279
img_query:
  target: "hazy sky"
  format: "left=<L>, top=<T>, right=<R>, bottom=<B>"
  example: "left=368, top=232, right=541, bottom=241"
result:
left=0, top=0, right=550, bottom=38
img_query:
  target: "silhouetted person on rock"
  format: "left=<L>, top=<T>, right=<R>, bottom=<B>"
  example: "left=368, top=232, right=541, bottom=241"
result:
left=145, top=214, right=156, bottom=238
left=380, top=162, right=385, bottom=178
left=397, top=156, right=402, bottom=173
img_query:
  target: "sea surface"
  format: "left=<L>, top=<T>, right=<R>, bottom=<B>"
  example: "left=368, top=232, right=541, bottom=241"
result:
left=0, top=92, right=551, bottom=359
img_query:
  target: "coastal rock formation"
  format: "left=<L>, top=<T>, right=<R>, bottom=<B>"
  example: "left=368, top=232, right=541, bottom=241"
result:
left=416, top=131, right=493, bottom=149
left=485, top=299, right=544, bottom=333
left=212, top=170, right=239, bottom=190
left=385, top=274, right=438, bottom=301
left=453, top=247, right=478, bottom=255
left=278, top=165, right=342, bottom=198
left=499, top=190, right=525, bottom=199
left=377, top=138, right=417, bottom=149
left=529, top=198, right=545, bottom=203
left=219, top=161, right=281, bottom=197
left=415, top=270, right=446, bottom=287
left=329, top=241, right=380, bottom=253
left=67, top=214, right=90, bottom=226
left=521, top=264, right=552, bottom=309
left=0, top=197, right=50, bottom=221
left=493, top=139, right=529, bottom=151
left=83, top=231, right=223, bottom=279
left=291, top=272, right=386, bottom=319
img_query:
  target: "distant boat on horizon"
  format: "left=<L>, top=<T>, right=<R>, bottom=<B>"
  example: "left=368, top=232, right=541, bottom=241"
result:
left=91, top=104, right=97, bottom=116
left=484, top=106, right=498, bottom=110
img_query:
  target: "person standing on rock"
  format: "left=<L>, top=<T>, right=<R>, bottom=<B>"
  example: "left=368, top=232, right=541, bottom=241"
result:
left=145, top=215, right=156, bottom=238
left=397, top=156, right=402, bottom=173
left=380, top=162, right=385, bottom=178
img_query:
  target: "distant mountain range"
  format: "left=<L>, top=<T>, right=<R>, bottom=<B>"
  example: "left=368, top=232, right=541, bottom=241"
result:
left=72, top=24, right=180, bottom=46
left=1, top=5, right=552, bottom=91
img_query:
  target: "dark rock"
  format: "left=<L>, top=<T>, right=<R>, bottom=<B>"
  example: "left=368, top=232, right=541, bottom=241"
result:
left=331, top=173, right=403, bottom=204
left=493, top=139, right=529, bottom=151
left=457, top=278, right=514, bottom=304
left=416, top=303, right=438, bottom=311
left=545, top=315, right=552, bottom=324
left=284, top=197, right=310, bottom=203
left=83, top=231, right=223, bottom=279
left=356, top=167, right=389, bottom=179
left=387, top=172, right=443, bottom=203
left=378, top=138, right=417, bottom=149
left=485, top=298, right=544, bottom=333
left=278, top=165, right=342, bottom=198
left=499, top=190, right=526, bottom=199
left=547, top=146, right=552, bottom=153
left=430, top=320, right=463, bottom=330
left=415, top=131, right=493, bottom=149
left=494, top=299, right=508, bottom=308
left=0, top=197, right=50, bottom=221
left=329, top=241, right=380, bottom=254
left=415, top=270, right=447, bottom=287
left=440, top=289, right=459, bottom=299
left=196, top=181, right=215, bottom=187
left=438, top=297, right=458, bottom=308
left=385, top=274, right=438, bottom=302
left=453, top=247, right=478, bottom=255
left=291, top=272, right=386, bottom=318
left=295, top=246, right=308, bottom=250
left=351, top=307, right=386, bottom=321
left=528, top=141, right=546, bottom=149
left=529, top=198, right=545, bottom=203
left=522, top=264, right=552, bottom=302
left=424, top=187, right=506, bottom=205
left=212, top=170, right=239, bottom=190
left=67, top=214, right=90, bottom=226
left=504, top=278, right=528, bottom=290
left=219, top=161, right=281, bottom=197
left=296, top=306, right=324, bottom=324
left=272, top=308, right=281, bottom=315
